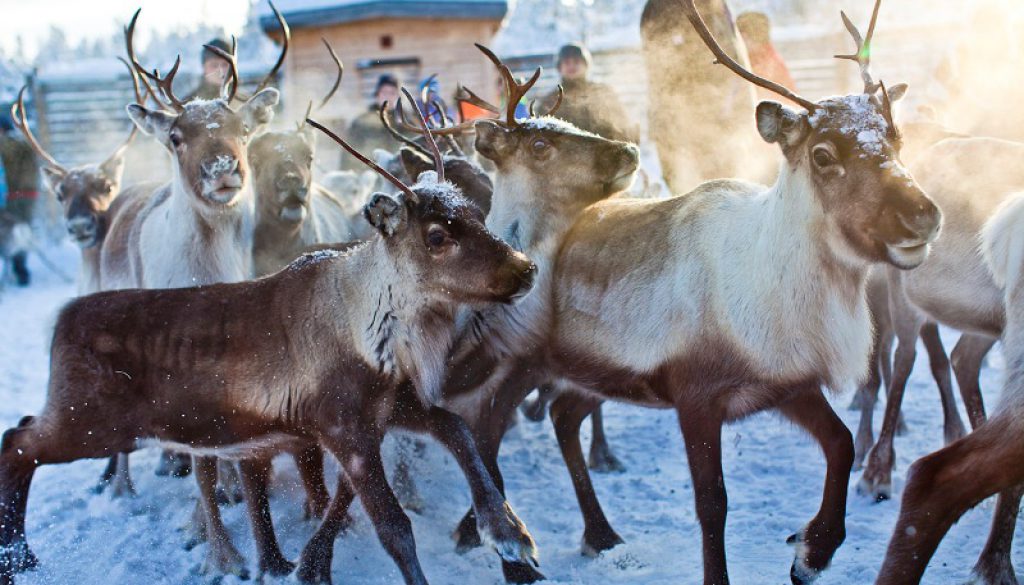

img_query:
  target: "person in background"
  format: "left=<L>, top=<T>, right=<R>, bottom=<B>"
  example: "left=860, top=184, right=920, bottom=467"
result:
left=185, top=38, right=232, bottom=102
left=416, top=75, right=456, bottom=127
left=539, top=42, right=638, bottom=143
left=0, top=112, right=38, bottom=286
left=736, top=11, right=799, bottom=102
left=343, top=73, right=401, bottom=171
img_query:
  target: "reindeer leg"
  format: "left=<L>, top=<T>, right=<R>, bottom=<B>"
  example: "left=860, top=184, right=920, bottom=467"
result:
left=971, top=484, right=1023, bottom=585
left=778, top=387, right=854, bottom=585
left=322, top=430, right=429, bottom=585
left=854, top=328, right=885, bottom=470
left=92, top=455, right=119, bottom=494
left=421, top=406, right=540, bottom=583
left=295, top=443, right=330, bottom=520
left=391, top=435, right=425, bottom=514
left=238, top=457, right=295, bottom=577
left=952, top=334, right=996, bottom=430
left=677, top=402, right=729, bottom=585
left=860, top=315, right=922, bottom=502
left=108, top=453, right=136, bottom=498
left=297, top=472, right=356, bottom=585
left=587, top=404, right=625, bottom=473
left=876, top=416, right=1024, bottom=585
left=155, top=449, right=192, bottom=477
left=550, top=393, right=624, bottom=557
left=193, top=456, right=249, bottom=580
left=920, top=322, right=967, bottom=445
left=216, top=458, right=245, bottom=505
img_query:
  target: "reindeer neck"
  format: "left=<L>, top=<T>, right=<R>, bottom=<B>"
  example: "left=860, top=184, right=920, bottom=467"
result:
left=337, top=241, right=457, bottom=405
left=722, top=162, right=871, bottom=388
left=488, top=170, right=587, bottom=261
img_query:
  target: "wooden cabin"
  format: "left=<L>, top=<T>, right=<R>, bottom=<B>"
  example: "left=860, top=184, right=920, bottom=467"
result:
left=259, top=0, right=509, bottom=129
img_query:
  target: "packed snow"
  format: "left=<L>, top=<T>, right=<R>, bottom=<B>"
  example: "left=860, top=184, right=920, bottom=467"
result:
left=0, top=241, right=1019, bottom=584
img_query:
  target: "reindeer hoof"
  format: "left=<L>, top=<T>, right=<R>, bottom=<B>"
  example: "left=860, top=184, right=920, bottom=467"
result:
left=479, top=503, right=538, bottom=567
left=968, top=558, right=1020, bottom=585
left=155, top=452, right=192, bottom=477
left=791, top=562, right=820, bottom=585
left=296, top=550, right=333, bottom=584
left=856, top=475, right=892, bottom=502
left=260, top=554, right=296, bottom=578
left=581, top=525, right=625, bottom=557
left=588, top=448, right=626, bottom=474
left=502, top=560, right=546, bottom=584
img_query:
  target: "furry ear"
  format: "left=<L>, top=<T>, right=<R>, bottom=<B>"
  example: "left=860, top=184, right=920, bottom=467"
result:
left=886, top=83, right=909, bottom=103
left=399, top=147, right=433, bottom=182
left=40, top=166, right=66, bottom=196
left=755, top=101, right=807, bottom=148
left=363, top=192, right=407, bottom=237
left=126, top=104, right=176, bottom=139
left=240, top=88, right=280, bottom=133
left=99, top=149, right=128, bottom=184
left=474, top=120, right=512, bottom=161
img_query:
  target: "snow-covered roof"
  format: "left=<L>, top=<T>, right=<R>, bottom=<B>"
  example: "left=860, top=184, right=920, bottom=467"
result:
left=258, top=0, right=508, bottom=31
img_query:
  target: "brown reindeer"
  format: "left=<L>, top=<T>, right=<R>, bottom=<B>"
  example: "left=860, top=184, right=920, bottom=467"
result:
left=0, top=99, right=539, bottom=585
left=502, top=2, right=939, bottom=584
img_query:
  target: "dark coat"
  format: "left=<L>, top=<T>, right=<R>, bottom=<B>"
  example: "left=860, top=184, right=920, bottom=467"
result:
left=0, top=134, right=39, bottom=221
left=539, top=79, right=638, bottom=144
left=342, top=107, right=396, bottom=171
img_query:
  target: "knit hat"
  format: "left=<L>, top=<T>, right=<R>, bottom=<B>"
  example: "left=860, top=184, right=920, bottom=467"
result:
left=557, top=43, right=592, bottom=68
left=202, top=38, right=232, bottom=65
left=374, top=73, right=399, bottom=96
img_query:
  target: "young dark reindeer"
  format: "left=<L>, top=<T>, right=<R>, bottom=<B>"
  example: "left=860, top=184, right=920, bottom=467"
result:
left=377, top=47, right=639, bottom=584
left=10, top=73, right=146, bottom=498
left=251, top=39, right=365, bottom=276
left=536, top=2, right=940, bottom=583
left=0, top=95, right=539, bottom=585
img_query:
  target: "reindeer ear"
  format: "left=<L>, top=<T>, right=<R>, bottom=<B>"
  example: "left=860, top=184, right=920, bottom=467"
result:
left=474, top=120, right=511, bottom=161
left=886, top=83, right=909, bottom=103
left=363, top=192, right=407, bottom=237
left=756, top=101, right=806, bottom=147
left=126, top=104, right=176, bottom=139
left=99, top=148, right=128, bottom=184
left=399, top=147, right=433, bottom=181
left=40, top=166, right=65, bottom=195
left=240, top=88, right=280, bottom=133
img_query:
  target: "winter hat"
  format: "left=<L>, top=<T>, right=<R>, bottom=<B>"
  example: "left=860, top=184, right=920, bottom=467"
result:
left=202, top=38, right=232, bottom=65
left=557, top=43, right=592, bottom=68
left=374, top=73, right=399, bottom=96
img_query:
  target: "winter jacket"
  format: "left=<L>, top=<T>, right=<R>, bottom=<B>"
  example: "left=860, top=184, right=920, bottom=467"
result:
left=0, top=134, right=38, bottom=222
left=539, top=78, right=638, bottom=144
left=342, top=106, right=396, bottom=171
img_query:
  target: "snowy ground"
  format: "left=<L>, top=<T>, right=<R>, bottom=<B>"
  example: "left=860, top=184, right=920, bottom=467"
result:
left=0, top=242, right=1019, bottom=585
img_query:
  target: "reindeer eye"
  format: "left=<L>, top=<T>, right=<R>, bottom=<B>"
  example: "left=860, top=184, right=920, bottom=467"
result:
left=427, top=227, right=449, bottom=248
left=812, top=146, right=837, bottom=168
left=531, top=139, right=550, bottom=154
left=169, top=131, right=183, bottom=148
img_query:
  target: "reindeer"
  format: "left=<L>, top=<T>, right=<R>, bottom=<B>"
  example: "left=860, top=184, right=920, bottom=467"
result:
left=96, top=9, right=322, bottom=576
left=0, top=213, right=31, bottom=291
left=516, top=2, right=940, bottom=583
left=251, top=39, right=365, bottom=276
left=0, top=102, right=540, bottom=585
left=858, top=136, right=1024, bottom=585
left=9, top=73, right=147, bottom=497
left=357, top=46, right=639, bottom=584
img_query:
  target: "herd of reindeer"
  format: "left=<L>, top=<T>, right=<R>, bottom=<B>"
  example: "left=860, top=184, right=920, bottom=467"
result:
left=2, top=0, right=1024, bottom=584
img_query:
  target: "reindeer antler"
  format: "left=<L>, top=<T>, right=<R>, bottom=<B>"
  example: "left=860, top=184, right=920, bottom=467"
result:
left=202, top=38, right=241, bottom=103
left=676, top=0, right=818, bottom=112
left=400, top=87, right=446, bottom=183
left=835, top=0, right=882, bottom=94
left=10, top=87, right=66, bottom=173
left=474, top=43, right=542, bottom=127
left=379, top=102, right=433, bottom=158
left=124, top=9, right=185, bottom=112
left=306, top=119, right=420, bottom=203
left=317, top=38, right=343, bottom=110
left=252, top=1, right=289, bottom=95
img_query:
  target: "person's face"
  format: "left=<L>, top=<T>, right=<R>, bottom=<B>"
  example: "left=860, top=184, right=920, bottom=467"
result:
left=376, top=84, right=399, bottom=107
left=558, top=57, right=588, bottom=82
left=203, top=58, right=228, bottom=85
